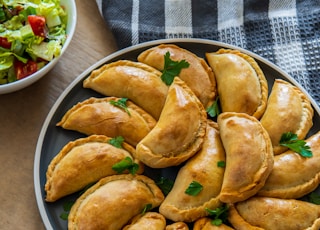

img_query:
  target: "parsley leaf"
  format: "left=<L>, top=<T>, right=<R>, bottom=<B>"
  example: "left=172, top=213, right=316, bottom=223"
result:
left=308, top=192, right=320, bottom=205
left=185, top=181, right=203, bottom=196
left=217, top=161, right=226, bottom=168
left=206, top=204, right=229, bottom=226
left=60, top=200, right=75, bottom=220
left=109, top=98, right=131, bottom=116
left=141, top=203, right=152, bottom=214
left=207, top=97, right=221, bottom=118
left=161, top=51, right=190, bottom=85
left=279, top=132, right=313, bottom=158
left=112, top=157, right=139, bottom=175
left=156, top=177, right=174, bottom=196
left=108, top=136, right=125, bottom=149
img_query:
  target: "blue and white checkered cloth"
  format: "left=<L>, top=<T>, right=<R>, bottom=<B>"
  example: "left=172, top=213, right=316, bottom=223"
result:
left=96, top=0, right=320, bottom=106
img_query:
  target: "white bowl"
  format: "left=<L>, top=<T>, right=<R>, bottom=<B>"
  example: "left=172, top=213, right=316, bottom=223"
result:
left=0, top=0, right=77, bottom=94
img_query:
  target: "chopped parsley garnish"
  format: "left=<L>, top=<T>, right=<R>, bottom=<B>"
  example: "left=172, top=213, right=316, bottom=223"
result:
left=112, top=156, right=139, bottom=175
left=308, top=192, right=320, bottom=205
left=60, top=200, right=75, bottom=220
left=185, top=181, right=203, bottom=196
left=108, top=136, right=125, bottom=149
left=156, top=177, right=174, bottom=196
left=217, top=161, right=226, bottom=168
left=206, top=96, right=221, bottom=118
left=109, top=98, right=131, bottom=116
left=279, top=132, right=313, bottom=158
left=141, top=203, right=153, bottom=214
left=161, top=51, right=190, bottom=85
left=206, top=204, right=229, bottom=226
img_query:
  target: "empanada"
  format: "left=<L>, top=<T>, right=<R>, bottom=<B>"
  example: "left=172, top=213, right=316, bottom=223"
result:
left=258, top=131, right=320, bottom=199
left=217, top=112, right=274, bottom=203
left=228, top=197, right=320, bottom=230
left=45, top=135, right=143, bottom=202
left=57, top=97, right=156, bottom=146
left=260, top=79, right=314, bottom=155
left=83, top=60, right=168, bottom=119
left=159, top=121, right=224, bottom=222
left=135, top=77, right=207, bottom=168
left=68, top=174, right=164, bottom=230
left=206, top=49, right=268, bottom=119
left=123, top=212, right=166, bottom=230
left=194, top=217, right=234, bottom=230
left=138, top=44, right=216, bottom=109
left=165, top=222, right=189, bottom=230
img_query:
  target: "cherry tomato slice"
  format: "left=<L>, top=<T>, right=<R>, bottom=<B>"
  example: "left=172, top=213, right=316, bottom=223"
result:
left=28, top=15, right=46, bottom=37
left=14, top=60, right=38, bottom=80
left=0, top=37, right=11, bottom=49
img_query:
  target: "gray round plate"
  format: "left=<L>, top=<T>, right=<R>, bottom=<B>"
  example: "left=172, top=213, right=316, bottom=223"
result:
left=34, top=38, right=320, bottom=230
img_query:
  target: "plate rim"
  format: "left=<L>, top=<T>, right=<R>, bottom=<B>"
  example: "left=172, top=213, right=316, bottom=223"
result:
left=33, top=38, right=320, bottom=229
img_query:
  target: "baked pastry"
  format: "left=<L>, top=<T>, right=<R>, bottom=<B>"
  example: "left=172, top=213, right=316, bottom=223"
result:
left=83, top=60, right=168, bottom=119
left=45, top=135, right=143, bottom=202
left=193, top=217, right=234, bottom=230
left=258, top=131, right=320, bottom=199
left=228, top=197, right=320, bottom=230
left=159, top=121, right=224, bottom=222
left=260, top=78, right=314, bottom=155
left=206, top=49, right=268, bottom=119
left=165, top=222, right=189, bottom=230
left=123, top=212, right=166, bottom=230
left=57, top=97, right=156, bottom=146
left=138, top=44, right=216, bottom=109
left=68, top=174, right=164, bottom=230
left=135, top=77, right=207, bottom=168
left=217, top=112, right=274, bottom=203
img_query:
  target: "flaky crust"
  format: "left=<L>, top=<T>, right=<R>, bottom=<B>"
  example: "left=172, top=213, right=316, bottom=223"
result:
left=123, top=212, right=166, bottom=230
left=138, top=44, right=216, bottom=109
left=206, top=49, right=268, bottom=119
left=217, top=112, right=274, bottom=203
left=135, top=77, right=207, bottom=168
left=159, top=121, right=224, bottom=222
left=228, top=197, right=320, bottom=230
left=258, top=131, right=320, bottom=199
left=165, top=222, right=189, bottom=230
left=260, top=79, right=314, bottom=155
left=68, top=174, right=164, bottom=230
left=83, top=60, right=167, bottom=119
left=45, top=135, right=143, bottom=202
left=56, top=97, right=156, bottom=146
left=193, top=217, right=234, bottom=230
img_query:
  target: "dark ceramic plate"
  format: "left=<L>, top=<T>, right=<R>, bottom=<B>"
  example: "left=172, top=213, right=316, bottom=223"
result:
left=34, top=38, right=320, bottom=230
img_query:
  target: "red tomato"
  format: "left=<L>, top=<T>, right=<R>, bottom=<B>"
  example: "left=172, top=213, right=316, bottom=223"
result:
left=0, top=37, right=11, bottom=49
left=28, top=15, right=46, bottom=37
left=14, top=60, right=38, bottom=80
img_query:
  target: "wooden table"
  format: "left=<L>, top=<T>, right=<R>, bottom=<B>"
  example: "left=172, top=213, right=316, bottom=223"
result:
left=0, top=1, right=117, bottom=229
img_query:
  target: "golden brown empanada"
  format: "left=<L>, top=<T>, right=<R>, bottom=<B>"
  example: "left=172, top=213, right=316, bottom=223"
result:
left=217, top=112, right=274, bottom=203
left=193, top=217, right=234, bottom=230
left=258, top=131, right=320, bottom=199
left=206, top=49, right=268, bottom=119
left=135, top=77, right=207, bottom=168
left=165, top=222, right=189, bottom=230
left=260, top=79, right=314, bottom=155
left=83, top=60, right=168, bottom=119
left=138, top=44, right=216, bottom=109
left=45, top=135, right=143, bottom=202
left=68, top=174, right=164, bottom=230
left=123, top=212, right=166, bottom=230
left=159, top=121, right=224, bottom=222
left=57, top=97, right=156, bottom=146
left=228, top=197, right=320, bottom=230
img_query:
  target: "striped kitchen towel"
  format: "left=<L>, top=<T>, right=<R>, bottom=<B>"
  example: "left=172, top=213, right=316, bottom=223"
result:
left=96, top=0, right=320, bottom=106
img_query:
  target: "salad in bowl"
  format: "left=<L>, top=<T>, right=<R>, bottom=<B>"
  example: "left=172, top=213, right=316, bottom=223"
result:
left=0, top=0, right=76, bottom=93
